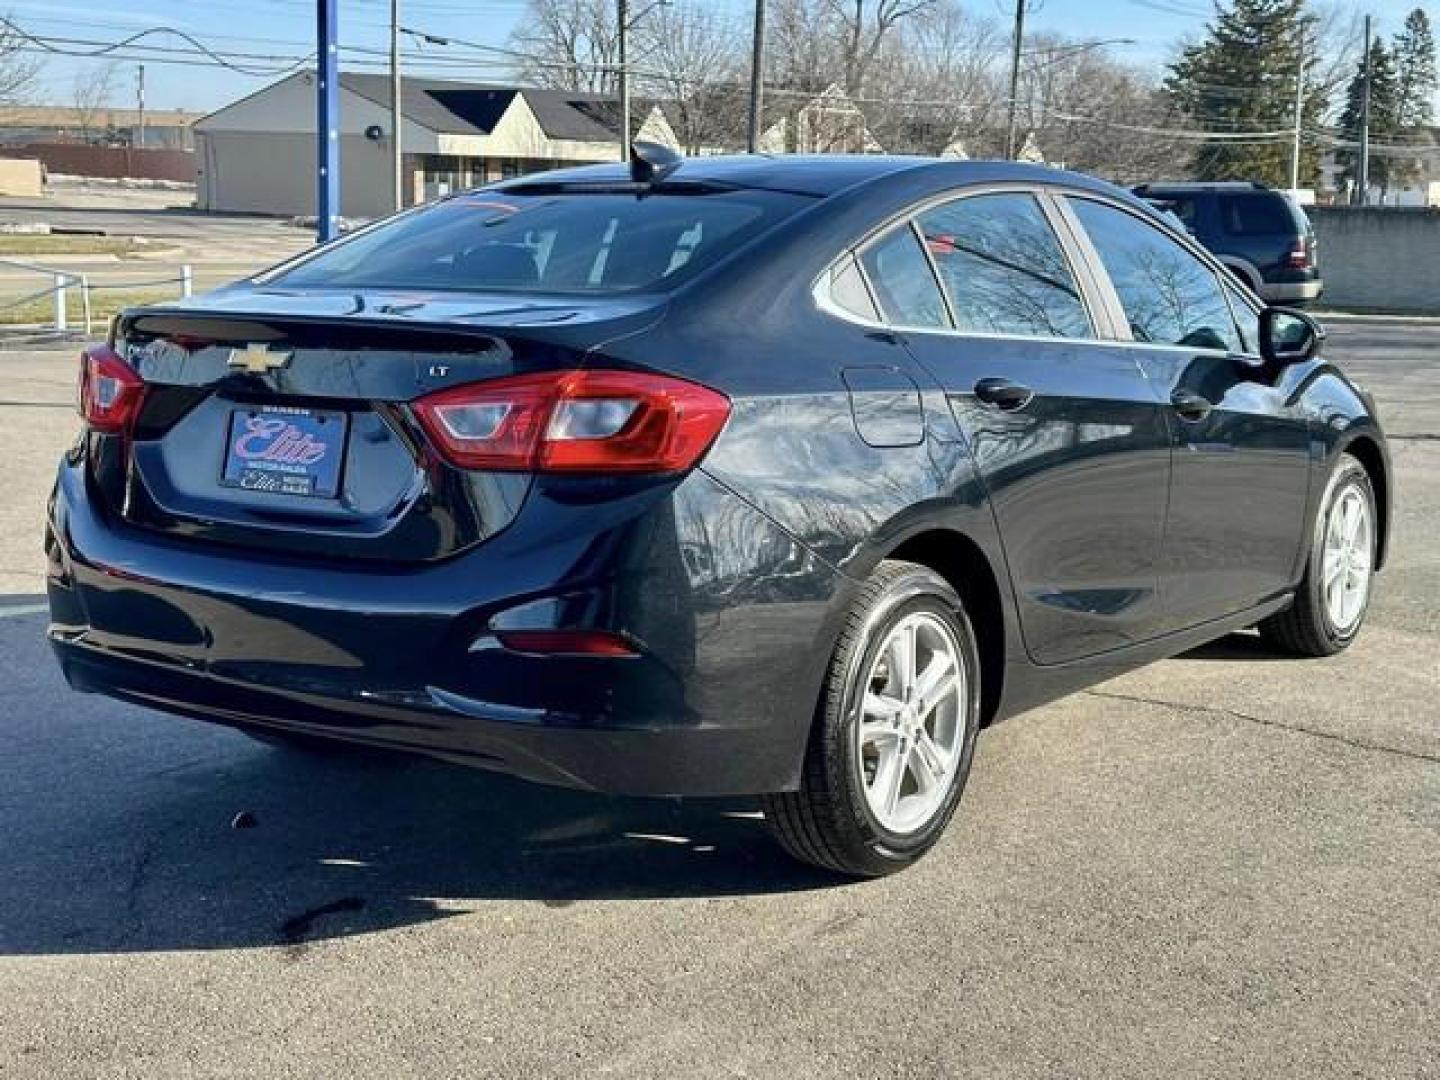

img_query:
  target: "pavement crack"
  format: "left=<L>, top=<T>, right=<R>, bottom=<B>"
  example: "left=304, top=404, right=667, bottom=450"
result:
left=1083, top=688, right=1440, bottom=765
left=1387, top=432, right=1440, bottom=442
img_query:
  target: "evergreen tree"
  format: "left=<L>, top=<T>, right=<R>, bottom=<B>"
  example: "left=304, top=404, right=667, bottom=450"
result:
left=1393, top=8, right=1437, bottom=128
left=1165, top=0, right=1327, bottom=186
left=1336, top=39, right=1402, bottom=198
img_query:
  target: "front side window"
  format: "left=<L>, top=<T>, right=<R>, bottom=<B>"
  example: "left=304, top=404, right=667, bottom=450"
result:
left=271, top=188, right=812, bottom=295
left=1068, top=198, right=1241, bottom=353
left=916, top=193, right=1092, bottom=340
left=858, top=225, right=949, bottom=329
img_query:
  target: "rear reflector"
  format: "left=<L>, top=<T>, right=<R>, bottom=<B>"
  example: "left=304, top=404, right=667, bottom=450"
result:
left=495, top=629, right=639, bottom=657
left=413, top=369, right=730, bottom=474
left=78, top=345, right=145, bottom=434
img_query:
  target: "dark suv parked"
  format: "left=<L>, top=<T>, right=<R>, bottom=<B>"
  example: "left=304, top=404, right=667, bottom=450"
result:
left=1134, top=181, right=1321, bottom=305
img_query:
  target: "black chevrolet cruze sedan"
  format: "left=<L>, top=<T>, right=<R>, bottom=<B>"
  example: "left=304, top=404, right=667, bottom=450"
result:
left=47, top=151, right=1390, bottom=876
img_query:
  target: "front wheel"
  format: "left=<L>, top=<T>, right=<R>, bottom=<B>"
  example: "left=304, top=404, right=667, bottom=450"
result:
left=1259, top=453, right=1377, bottom=656
left=763, top=560, right=981, bottom=877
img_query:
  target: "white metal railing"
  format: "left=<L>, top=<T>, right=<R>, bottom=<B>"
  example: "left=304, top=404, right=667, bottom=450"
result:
left=0, top=258, right=194, bottom=336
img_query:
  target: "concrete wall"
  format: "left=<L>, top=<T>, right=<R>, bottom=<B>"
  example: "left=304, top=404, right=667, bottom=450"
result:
left=1310, top=206, right=1440, bottom=314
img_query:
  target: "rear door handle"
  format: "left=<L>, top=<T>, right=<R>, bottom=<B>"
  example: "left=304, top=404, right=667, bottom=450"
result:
left=1170, top=388, right=1214, bottom=422
left=973, top=377, right=1034, bottom=412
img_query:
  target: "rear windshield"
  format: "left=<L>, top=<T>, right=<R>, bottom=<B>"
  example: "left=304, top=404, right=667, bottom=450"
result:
left=269, top=188, right=813, bottom=294
left=1219, top=193, right=1307, bottom=236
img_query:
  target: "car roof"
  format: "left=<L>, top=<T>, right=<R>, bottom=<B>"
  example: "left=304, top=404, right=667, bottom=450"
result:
left=494, top=153, right=1128, bottom=200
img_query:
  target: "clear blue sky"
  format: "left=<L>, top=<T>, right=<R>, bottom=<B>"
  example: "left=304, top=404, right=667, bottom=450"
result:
left=10, top=0, right=1434, bottom=115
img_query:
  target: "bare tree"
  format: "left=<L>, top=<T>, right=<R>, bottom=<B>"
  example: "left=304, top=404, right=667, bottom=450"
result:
left=767, top=0, right=841, bottom=94
left=508, top=0, right=619, bottom=94
left=864, top=0, right=1006, bottom=154
left=1014, top=36, right=1191, bottom=181
left=822, top=0, right=940, bottom=96
left=72, top=62, right=118, bottom=143
left=0, top=16, right=42, bottom=106
left=636, top=4, right=745, bottom=153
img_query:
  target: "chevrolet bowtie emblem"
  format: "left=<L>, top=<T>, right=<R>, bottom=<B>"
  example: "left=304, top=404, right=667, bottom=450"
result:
left=228, top=343, right=292, bottom=374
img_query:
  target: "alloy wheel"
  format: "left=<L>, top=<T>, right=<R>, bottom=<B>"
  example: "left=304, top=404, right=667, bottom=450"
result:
left=1322, top=483, right=1373, bottom=635
left=855, top=611, right=967, bottom=835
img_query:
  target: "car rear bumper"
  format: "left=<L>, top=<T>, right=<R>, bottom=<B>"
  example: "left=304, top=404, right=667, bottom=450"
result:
left=46, top=459, right=848, bottom=796
left=1259, top=279, right=1323, bottom=304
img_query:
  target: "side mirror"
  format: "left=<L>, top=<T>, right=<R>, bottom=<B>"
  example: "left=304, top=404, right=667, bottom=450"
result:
left=1259, top=307, right=1324, bottom=367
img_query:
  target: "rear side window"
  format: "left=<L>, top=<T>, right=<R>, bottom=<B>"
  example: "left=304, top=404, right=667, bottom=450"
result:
left=1068, top=197, right=1241, bottom=352
left=271, top=189, right=811, bottom=294
left=1219, top=194, right=1296, bottom=236
left=859, top=226, right=949, bottom=328
left=826, top=253, right=881, bottom=321
left=916, top=193, right=1092, bottom=340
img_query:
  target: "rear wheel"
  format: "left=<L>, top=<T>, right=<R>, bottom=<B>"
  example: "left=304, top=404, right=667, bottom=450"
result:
left=763, top=560, right=981, bottom=877
left=1259, top=454, right=1376, bottom=656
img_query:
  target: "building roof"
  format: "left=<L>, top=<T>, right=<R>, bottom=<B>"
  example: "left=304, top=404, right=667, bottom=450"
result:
left=338, top=73, right=616, bottom=143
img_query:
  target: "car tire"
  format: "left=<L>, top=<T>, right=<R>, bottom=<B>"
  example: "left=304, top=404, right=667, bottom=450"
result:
left=763, top=560, right=982, bottom=877
left=1258, top=454, right=1377, bottom=657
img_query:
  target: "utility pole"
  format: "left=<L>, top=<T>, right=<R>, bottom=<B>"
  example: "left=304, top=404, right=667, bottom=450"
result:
left=1358, top=13, right=1373, bottom=206
left=391, top=0, right=403, bottom=211
left=1004, top=0, right=1027, bottom=160
left=617, top=0, right=630, bottom=160
left=747, top=0, right=766, bottom=153
left=136, top=64, right=145, bottom=150
left=317, top=0, right=340, bottom=243
left=1289, top=22, right=1309, bottom=193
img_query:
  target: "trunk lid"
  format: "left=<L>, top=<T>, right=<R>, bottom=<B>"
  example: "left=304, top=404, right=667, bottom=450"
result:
left=105, top=288, right=662, bottom=563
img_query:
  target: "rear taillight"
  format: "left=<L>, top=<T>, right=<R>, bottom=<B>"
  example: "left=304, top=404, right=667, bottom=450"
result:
left=494, top=629, right=639, bottom=657
left=412, top=370, right=731, bottom=474
left=78, top=345, right=145, bottom=434
left=1287, top=238, right=1310, bottom=269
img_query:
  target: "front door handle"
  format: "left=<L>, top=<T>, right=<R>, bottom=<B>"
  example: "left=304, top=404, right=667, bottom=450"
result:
left=974, top=377, right=1034, bottom=412
left=1171, top=388, right=1214, bottom=422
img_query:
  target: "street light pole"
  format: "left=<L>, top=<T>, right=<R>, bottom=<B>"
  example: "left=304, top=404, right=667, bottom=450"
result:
left=136, top=64, right=145, bottom=150
left=316, top=0, right=339, bottom=243
left=1290, top=23, right=1309, bottom=193
left=1004, top=0, right=1027, bottom=160
left=747, top=0, right=766, bottom=153
left=1358, top=13, right=1372, bottom=206
left=618, top=0, right=630, bottom=160
left=391, top=0, right=403, bottom=211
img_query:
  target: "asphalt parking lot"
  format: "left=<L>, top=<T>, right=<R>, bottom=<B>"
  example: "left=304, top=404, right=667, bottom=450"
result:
left=0, top=320, right=1435, bottom=1078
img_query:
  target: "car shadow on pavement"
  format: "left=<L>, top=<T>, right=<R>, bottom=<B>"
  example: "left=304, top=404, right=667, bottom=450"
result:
left=0, top=612, right=843, bottom=958
left=1180, top=631, right=1309, bottom=662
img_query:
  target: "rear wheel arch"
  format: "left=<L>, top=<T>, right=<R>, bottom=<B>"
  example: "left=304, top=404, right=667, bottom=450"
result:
left=885, top=529, right=1006, bottom=726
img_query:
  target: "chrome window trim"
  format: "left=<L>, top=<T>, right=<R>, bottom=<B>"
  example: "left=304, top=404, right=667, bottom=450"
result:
left=906, top=218, right=957, bottom=329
